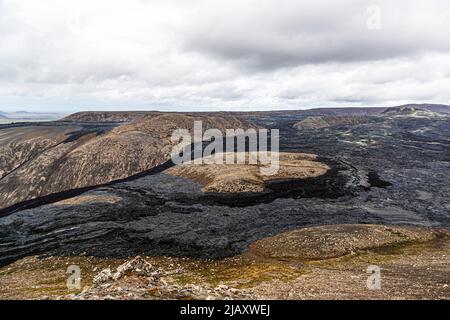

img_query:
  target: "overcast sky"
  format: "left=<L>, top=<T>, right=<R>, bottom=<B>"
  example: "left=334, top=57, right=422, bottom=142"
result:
left=1, top=0, right=450, bottom=113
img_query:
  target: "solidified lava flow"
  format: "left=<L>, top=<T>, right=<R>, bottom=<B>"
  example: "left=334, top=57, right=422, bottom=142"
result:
left=1, top=110, right=450, bottom=266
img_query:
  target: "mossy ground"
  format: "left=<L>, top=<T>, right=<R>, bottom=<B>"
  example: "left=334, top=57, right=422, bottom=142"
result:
left=1, top=227, right=448, bottom=300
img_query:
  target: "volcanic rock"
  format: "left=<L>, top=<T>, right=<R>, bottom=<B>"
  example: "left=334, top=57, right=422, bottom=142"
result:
left=293, top=115, right=370, bottom=130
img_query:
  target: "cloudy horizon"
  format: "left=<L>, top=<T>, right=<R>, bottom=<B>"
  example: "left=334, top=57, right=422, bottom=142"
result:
left=1, top=0, right=450, bottom=113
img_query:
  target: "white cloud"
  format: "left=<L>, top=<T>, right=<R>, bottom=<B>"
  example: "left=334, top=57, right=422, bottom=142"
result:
left=0, top=0, right=450, bottom=112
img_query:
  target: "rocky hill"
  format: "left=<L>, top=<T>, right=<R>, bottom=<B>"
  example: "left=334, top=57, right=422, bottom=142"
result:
left=391, top=103, right=450, bottom=114
left=0, top=113, right=256, bottom=210
left=0, top=125, right=83, bottom=179
left=293, top=115, right=370, bottom=130
left=61, top=111, right=159, bottom=123
left=166, top=152, right=329, bottom=193
left=382, top=105, right=447, bottom=118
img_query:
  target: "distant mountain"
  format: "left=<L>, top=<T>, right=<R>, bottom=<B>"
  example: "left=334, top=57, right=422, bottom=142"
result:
left=293, top=115, right=371, bottom=130
left=382, top=105, right=448, bottom=118
left=236, top=107, right=386, bottom=117
left=391, top=104, right=450, bottom=114
left=6, top=111, right=63, bottom=120
left=382, top=105, right=424, bottom=114
left=61, top=111, right=158, bottom=123
left=302, top=104, right=450, bottom=116
left=300, top=107, right=386, bottom=116
left=0, top=111, right=64, bottom=122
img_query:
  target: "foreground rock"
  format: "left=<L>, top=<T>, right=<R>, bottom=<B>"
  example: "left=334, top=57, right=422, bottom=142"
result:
left=250, top=225, right=450, bottom=300
left=0, top=224, right=448, bottom=300
left=66, top=256, right=248, bottom=300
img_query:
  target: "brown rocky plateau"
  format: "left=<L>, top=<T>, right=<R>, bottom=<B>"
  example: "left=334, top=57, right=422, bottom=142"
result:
left=166, top=152, right=329, bottom=193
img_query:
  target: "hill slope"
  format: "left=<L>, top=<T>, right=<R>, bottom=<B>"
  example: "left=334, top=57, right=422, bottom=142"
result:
left=382, top=105, right=447, bottom=117
left=392, top=104, right=450, bottom=114
left=0, top=113, right=256, bottom=210
left=293, top=115, right=370, bottom=130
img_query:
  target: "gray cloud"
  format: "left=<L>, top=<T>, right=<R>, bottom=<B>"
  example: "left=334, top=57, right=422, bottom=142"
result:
left=0, top=0, right=449, bottom=112
left=182, top=0, right=450, bottom=71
